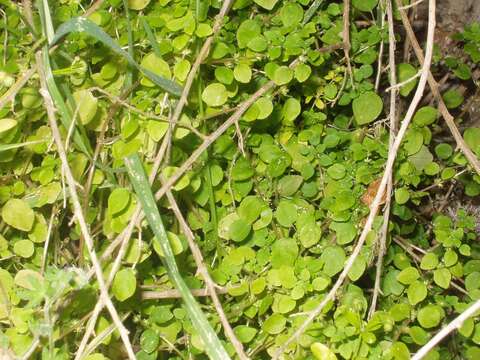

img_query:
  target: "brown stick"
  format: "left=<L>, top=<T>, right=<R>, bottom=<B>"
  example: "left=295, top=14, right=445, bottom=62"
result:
left=142, top=287, right=228, bottom=300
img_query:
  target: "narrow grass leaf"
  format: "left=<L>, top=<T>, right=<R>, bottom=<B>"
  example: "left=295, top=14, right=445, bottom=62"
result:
left=124, top=153, right=231, bottom=360
left=50, top=17, right=182, bottom=96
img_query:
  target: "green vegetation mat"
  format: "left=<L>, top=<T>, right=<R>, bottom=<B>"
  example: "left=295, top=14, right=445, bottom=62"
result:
left=0, top=0, right=480, bottom=359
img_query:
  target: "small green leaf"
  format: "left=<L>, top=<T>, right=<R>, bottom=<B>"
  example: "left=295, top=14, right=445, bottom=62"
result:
left=263, top=313, right=286, bottom=334
left=417, top=305, right=444, bottom=328
left=234, top=63, right=252, bottom=83
left=353, top=92, right=383, bottom=125
left=398, top=63, right=418, bottom=97
left=280, top=3, right=303, bottom=27
left=1, top=199, right=35, bottom=232
left=294, top=63, right=312, bottom=83
left=202, top=83, right=228, bottom=107
left=13, top=240, right=34, bottom=258
left=413, top=106, right=437, bottom=127
left=0, top=118, right=17, bottom=135
left=234, top=325, right=258, bottom=343
left=407, top=280, right=427, bottom=305
left=229, top=218, right=251, bottom=242
left=420, top=253, right=439, bottom=270
left=112, top=268, right=136, bottom=301
left=128, top=0, right=151, bottom=10
left=311, top=342, right=338, bottom=360
left=73, top=89, right=98, bottom=125
left=352, top=0, right=378, bottom=12
left=395, top=188, right=410, bottom=205
left=253, top=0, right=279, bottom=11
left=140, top=329, right=160, bottom=354
left=274, top=66, right=294, bottom=85
left=433, top=268, right=451, bottom=289
left=108, top=188, right=131, bottom=216
left=443, top=89, right=464, bottom=109
left=397, top=266, right=420, bottom=285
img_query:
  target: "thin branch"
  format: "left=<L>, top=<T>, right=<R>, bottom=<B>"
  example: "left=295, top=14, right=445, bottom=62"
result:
left=273, top=0, right=437, bottom=356
left=35, top=52, right=136, bottom=360
left=0, top=68, right=36, bottom=109
left=395, top=0, right=480, bottom=176
left=368, top=0, right=397, bottom=320
left=343, top=0, right=355, bottom=89
left=142, top=287, right=227, bottom=300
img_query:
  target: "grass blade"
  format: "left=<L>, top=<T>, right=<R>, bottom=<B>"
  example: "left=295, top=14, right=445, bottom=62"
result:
left=50, top=17, right=182, bottom=96
left=124, top=153, right=231, bottom=360
left=0, top=140, right=46, bottom=152
left=302, top=0, right=325, bottom=25
left=141, top=17, right=163, bottom=58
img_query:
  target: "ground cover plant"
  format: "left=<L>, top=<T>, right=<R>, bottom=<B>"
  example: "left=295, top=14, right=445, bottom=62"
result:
left=0, top=0, right=480, bottom=359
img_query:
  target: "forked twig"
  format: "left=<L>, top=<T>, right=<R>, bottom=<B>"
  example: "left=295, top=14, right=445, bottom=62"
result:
left=272, top=0, right=436, bottom=356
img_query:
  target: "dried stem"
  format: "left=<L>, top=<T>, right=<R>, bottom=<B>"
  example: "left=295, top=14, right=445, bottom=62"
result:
left=368, top=0, right=397, bottom=320
left=273, top=0, right=436, bottom=356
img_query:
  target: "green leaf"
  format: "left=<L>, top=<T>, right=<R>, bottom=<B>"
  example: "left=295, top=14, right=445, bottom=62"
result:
left=352, top=91, right=383, bottom=125
left=433, top=268, right=451, bottom=289
left=50, top=18, right=182, bottom=96
left=274, top=66, right=294, bottom=85
left=108, top=188, right=131, bottom=216
left=278, top=175, right=303, bottom=197
left=202, top=83, right=228, bottom=107
left=124, top=154, right=231, bottom=360
left=398, top=63, right=418, bottom=97
left=407, top=280, right=427, bottom=305
left=263, top=313, right=286, bottom=334
left=311, top=342, right=338, bottom=360
left=282, top=98, right=301, bottom=123
left=140, top=329, right=160, bottom=354
left=443, top=89, right=464, bottom=109
left=1, top=199, right=35, bottom=232
left=275, top=200, right=297, bottom=227
left=395, top=188, right=410, bottom=205
left=128, top=0, right=151, bottom=10
left=417, top=305, right=444, bottom=328
left=73, top=89, right=98, bottom=125
left=237, top=20, right=261, bottom=49
left=352, top=0, right=378, bottom=12
left=280, top=3, right=303, bottom=27
left=413, top=106, right=437, bottom=127
left=321, top=246, right=346, bottom=277
left=253, top=0, right=279, bottom=11
left=112, top=268, right=137, bottom=302
left=464, top=128, right=480, bottom=154
left=0, top=118, right=17, bottom=134
left=234, top=63, right=252, bottom=83
left=396, top=266, right=420, bottom=285
left=234, top=325, right=257, bottom=343
left=140, top=53, right=172, bottom=87
left=420, top=252, right=439, bottom=270
left=13, top=240, right=34, bottom=258
left=229, top=218, right=251, bottom=242
left=294, top=63, right=312, bottom=82
left=330, top=222, right=356, bottom=245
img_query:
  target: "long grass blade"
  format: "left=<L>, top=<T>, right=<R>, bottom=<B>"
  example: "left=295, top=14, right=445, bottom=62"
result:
left=124, top=153, right=231, bottom=360
left=50, top=17, right=182, bottom=96
left=37, top=0, right=93, bottom=156
left=0, top=140, right=46, bottom=152
left=302, top=0, right=325, bottom=25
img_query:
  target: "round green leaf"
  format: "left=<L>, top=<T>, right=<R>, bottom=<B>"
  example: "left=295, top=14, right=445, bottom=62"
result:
left=140, top=329, right=160, bottom=354
left=128, top=0, right=151, bottom=10
left=413, top=106, right=438, bottom=126
left=229, top=218, right=251, bottom=242
left=140, top=53, right=171, bottom=87
left=234, top=63, right=252, bottom=84
left=274, top=66, right=294, bottom=86
left=73, top=90, right=98, bottom=125
left=202, top=83, right=228, bottom=107
left=420, top=252, right=439, bottom=270
left=253, top=0, right=279, bottom=10
left=280, top=3, right=303, bottom=27
left=112, top=268, right=136, bottom=302
left=0, top=118, right=17, bottom=134
left=396, top=266, right=420, bottom=285
left=1, top=199, right=35, bottom=232
left=108, top=188, right=131, bottom=216
left=263, top=314, right=286, bottom=334
left=398, top=63, right=418, bottom=97
left=407, top=280, right=427, bottom=305
left=352, top=0, right=378, bottom=12
left=433, top=268, right=451, bottom=289
left=443, top=89, right=464, bottom=109
left=311, top=342, right=338, bottom=360
left=294, top=63, right=312, bottom=83
left=417, top=305, right=444, bottom=329
left=237, top=20, right=261, bottom=49
left=234, top=325, right=257, bottom=343
left=353, top=92, right=383, bottom=125
left=13, top=240, right=34, bottom=258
